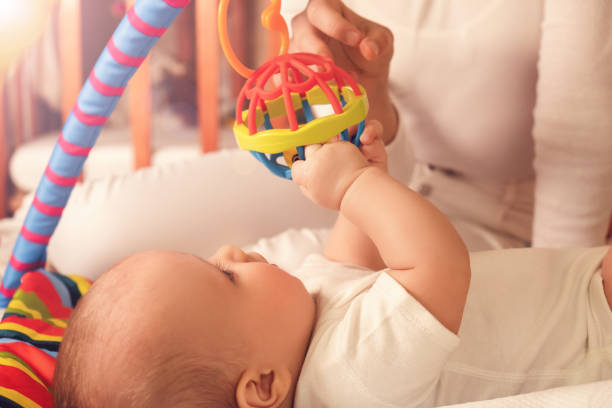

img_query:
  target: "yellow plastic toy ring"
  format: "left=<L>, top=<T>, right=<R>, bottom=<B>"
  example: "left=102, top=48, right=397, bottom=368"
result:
left=234, top=84, right=369, bottom=153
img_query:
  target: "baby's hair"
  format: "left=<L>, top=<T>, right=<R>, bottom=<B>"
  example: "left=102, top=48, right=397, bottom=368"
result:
left=53, top=276, right=240, bottom=408
left=133, top=351, right=240, bottom=408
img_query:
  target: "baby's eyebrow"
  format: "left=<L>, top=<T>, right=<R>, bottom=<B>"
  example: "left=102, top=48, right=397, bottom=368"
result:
left=188, top=253, right=209, bottom=264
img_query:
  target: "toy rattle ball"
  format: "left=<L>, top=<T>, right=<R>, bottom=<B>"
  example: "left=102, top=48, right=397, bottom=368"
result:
left=234, top=53, right=369, bottom=179
left=219, top=0, right=368, bottom=180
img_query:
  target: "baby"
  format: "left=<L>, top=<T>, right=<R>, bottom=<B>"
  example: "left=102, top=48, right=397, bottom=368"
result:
left=53, top=122, right=612, bottom=407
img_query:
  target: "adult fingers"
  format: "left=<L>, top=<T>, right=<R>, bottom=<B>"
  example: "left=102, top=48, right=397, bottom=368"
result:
left=290, top=12, right=333, bottom=58
left=338, top=6, right=393, bottom=63
left=358, top=22, right=394, bottom=62
left=306, top=0, right=363, bottom=46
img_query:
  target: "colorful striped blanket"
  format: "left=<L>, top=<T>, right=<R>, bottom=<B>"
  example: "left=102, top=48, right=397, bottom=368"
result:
left=0, top=270, right=90, bottom=408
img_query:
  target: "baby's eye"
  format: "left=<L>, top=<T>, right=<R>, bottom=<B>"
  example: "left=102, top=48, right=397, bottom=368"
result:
left=214, top=259, right=236, bottom=283
left=221, top=269, right=235, bottom=282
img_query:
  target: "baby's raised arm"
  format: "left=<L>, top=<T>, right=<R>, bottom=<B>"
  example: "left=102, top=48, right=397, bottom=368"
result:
left=292, top=142, right=470, bottom=333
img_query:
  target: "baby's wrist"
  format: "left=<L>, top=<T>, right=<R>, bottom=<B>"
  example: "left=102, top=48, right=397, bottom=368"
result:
left=340, top=167, right=387, bottom=213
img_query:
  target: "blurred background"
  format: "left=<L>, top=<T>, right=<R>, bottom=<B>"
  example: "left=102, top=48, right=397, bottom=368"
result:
left=0, top=0, right=285, bottom=217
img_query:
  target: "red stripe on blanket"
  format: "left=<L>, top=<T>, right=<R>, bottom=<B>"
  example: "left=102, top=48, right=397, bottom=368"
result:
left=1, top=316, right=65, bottom=338
left=19, top=273, right=73, bottom=319
left=9, top=255, right=44, bottom=272
left=107, top=36, right=145, bottom=67
left=0, top=343, right=56, bottom=387
left=88, top=71, right=125, bottom=97
left=0, top=365, right=52, bottom=407
left=128, top=7, right=167, bottom=37
left=163, top=0, right=191, bottom=8
left=58, top=133, right=92, bottom=157
left=20, top=226, right=51, bottom=245
left=0, top=285, right=16, bottom=298
left=72, top=105, right=108, bottom=126
left=44, top=166, right=78, bottom=187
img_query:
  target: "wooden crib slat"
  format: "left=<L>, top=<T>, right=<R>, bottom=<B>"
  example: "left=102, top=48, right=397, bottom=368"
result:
left=12, top=68, right=24, bottom=148
left=230, top=0, right=247, bottom=98
left=59, top=0, right=83, bottom=122
left=129, top=57, right=152, bottom=169
left=126, top=0, right=152, bottom=169
left=195, top=0, right=219, bottom=153
left=0, top=77, right=7, bottom=217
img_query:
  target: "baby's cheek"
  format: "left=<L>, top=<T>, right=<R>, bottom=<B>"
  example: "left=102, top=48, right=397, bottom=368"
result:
left=603, top=247, right=612, bottom=311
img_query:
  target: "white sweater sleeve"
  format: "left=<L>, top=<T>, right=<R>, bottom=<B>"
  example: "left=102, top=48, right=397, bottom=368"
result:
left=532, top=0, right=612, bottom=247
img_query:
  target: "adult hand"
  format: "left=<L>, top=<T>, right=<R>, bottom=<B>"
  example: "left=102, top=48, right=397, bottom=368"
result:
left=290, top=0, right=398, bottom=143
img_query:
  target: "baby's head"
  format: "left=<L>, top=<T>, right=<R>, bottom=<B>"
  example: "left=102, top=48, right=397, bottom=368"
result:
left=54, top=246, right=315, bottom=407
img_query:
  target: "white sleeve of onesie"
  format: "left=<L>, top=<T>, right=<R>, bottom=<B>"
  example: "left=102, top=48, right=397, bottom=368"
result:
left=532, top=0, right=612, bottom=247
left=303, top=273, right=459, bottom=407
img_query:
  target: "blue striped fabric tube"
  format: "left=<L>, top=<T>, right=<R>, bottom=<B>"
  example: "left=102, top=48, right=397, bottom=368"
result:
left=0, top=0, right=191, bottom=306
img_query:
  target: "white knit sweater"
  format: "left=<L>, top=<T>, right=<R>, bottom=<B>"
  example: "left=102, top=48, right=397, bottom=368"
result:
left=283, top=0, right=612, bottom=247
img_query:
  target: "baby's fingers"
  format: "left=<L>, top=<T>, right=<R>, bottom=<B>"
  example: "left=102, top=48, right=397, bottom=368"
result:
left=358, top=120, right=384, bottom=145
left=291, top=159, right=306, bottom=187
left=358, top=120, right=387, bottom=171
left=304, top=143, right=323, bottom=158
left=291, top=144, right=322, bottom=186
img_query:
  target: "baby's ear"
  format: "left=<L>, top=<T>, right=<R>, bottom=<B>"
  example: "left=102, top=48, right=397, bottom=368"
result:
left=236, top=367, right=292, bottom=408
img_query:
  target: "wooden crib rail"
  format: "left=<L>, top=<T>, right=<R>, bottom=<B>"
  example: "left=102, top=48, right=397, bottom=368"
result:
left=1, top=0, right=269, bottom=217
left=196, top=0, right=220, bottom=153
left=0, top=77, right=6, bottom=217
left=59, top=0, right=83, bottom=122
left=125, top=0, right=152, bottom=169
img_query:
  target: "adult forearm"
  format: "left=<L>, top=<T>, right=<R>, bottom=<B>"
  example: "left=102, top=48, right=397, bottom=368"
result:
left=532, top=0, right=612, bottom=247
left=363, top=80, right=398, bottom=145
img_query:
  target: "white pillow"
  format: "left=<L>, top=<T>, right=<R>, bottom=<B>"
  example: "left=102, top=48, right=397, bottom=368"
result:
left=47, top=149, right=335, bottom=280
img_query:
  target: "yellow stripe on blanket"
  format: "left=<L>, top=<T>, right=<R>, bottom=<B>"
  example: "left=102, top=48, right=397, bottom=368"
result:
left=48, top=318, right=67, bottom=328
left=5, top=299, right=67, bottom=329
left=68, top=274, right=92, bottom=295
left=0, top=386, right=43, bottom=408
left=0, top=323, right=62, bottom=343
left=0, top=355, right=45, bottom=388
left=7, top=299, right=43, bottom=320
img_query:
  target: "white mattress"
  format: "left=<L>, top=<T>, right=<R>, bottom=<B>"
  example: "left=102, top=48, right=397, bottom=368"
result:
left=9, top=122, right=236, bottom=192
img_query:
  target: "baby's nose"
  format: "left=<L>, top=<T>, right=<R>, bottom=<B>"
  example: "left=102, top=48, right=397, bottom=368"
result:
left=214, top=244, right=250, bottom=263
left=246, top=251, right=268, bottom=263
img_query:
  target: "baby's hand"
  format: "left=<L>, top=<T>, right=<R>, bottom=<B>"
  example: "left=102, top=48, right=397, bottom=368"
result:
left=291, top=142, right=369, bottom=210
left=358, top=120, right=388, bottom=172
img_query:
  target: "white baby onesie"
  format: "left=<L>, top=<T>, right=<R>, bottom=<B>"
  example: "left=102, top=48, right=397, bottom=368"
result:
left=293, top=246, right=612, bottom=407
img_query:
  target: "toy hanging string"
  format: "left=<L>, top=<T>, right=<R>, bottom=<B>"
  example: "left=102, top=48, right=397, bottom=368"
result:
left=218, top=0, right=289, bottom=78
